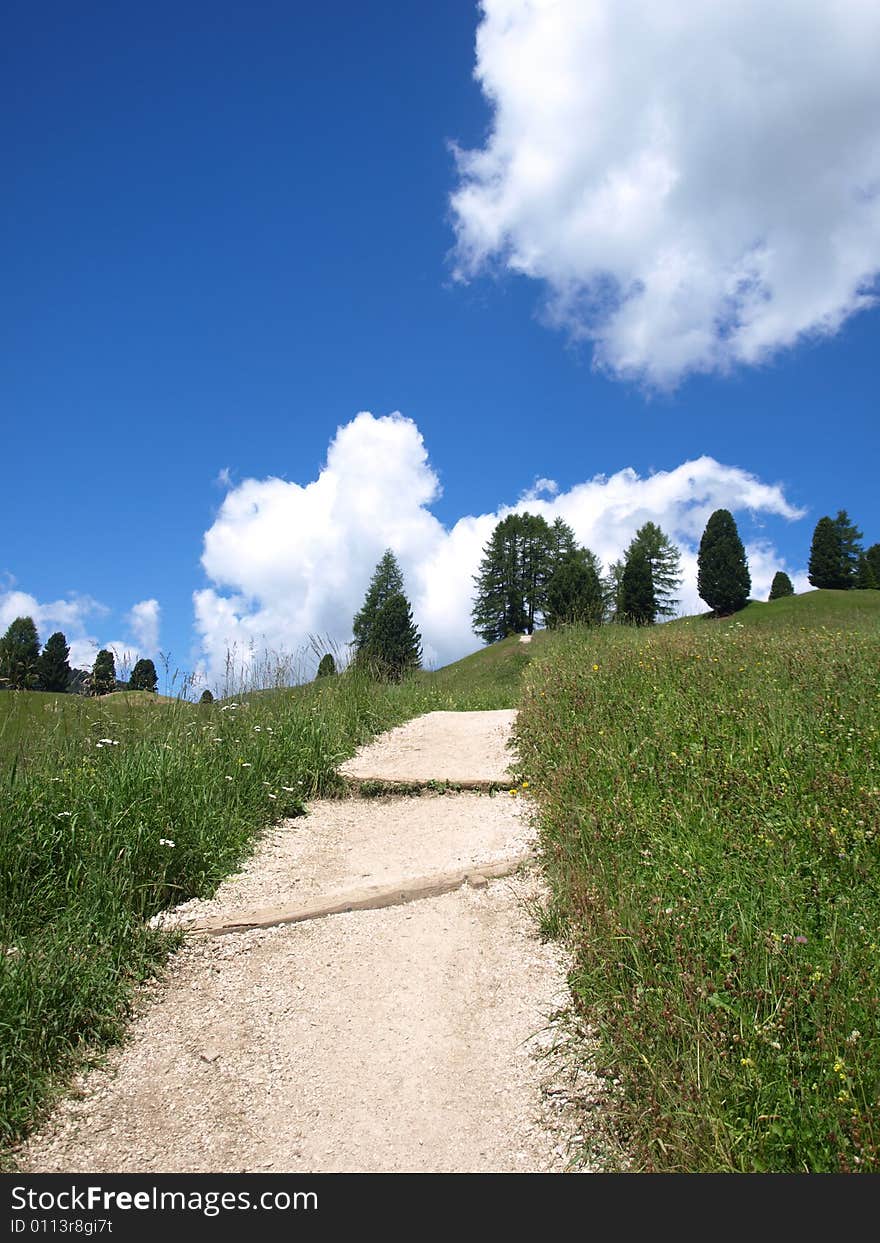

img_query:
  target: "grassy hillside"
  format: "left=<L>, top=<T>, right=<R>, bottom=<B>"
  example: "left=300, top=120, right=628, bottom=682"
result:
left=516, top=590, right=880, bottom=1172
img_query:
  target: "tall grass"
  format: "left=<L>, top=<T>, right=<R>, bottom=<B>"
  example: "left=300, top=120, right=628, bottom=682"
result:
left=516, top=605, right=880, bottom=1171
left=0, top=654, right=517, bottom=1153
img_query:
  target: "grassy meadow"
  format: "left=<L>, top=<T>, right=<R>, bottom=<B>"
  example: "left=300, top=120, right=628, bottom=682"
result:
left=0, top=649, right=530, bottom=1154
left=516, top=589, right=880, bottom=1171
left=2, top=591, right=878, bottom=1172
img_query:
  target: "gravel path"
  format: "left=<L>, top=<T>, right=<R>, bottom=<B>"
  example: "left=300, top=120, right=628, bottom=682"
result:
left=16, top=710, right=620, bottom=1173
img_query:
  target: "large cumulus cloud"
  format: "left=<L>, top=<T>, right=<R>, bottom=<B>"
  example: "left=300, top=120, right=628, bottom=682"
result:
left=194, top=411, right=807, bottom=689
left=450, top=0, right=880, bottom=386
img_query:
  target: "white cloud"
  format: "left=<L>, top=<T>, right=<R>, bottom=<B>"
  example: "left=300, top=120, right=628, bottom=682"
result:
left=194, top=411, right=807, bottom=687
left=450, top=0, right=880, bottom=386
left=126, top=599, right=161, bottom=656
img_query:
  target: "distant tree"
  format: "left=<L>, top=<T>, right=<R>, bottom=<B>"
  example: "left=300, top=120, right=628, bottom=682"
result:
left=91, top=649, right=116, bottom=696
left=627, top=522, right=683, bottom=618
left=544, top=550, right=604, bottom=628
left=471, top=512, right=577, bottom=642
left=0, top=616, right=41, bottom=689
left=199, top=688, right=214, bottom=704
left=855, top=554, right=878, bottom=590
left=620, top=545, right=657, bottom=625
left=865, top=544, right=880, bottom=586
left=808, top=516, right=847, bottom=589
left=129, top=658, right=158, bottom=692
left=697, top=509, right=751, bottom=615
left=316, top=653, right=337, bottom=678
left=768, top=571, right=794, bottom=601
left=353, top=552, right=421, bottom=679
left=834, top=510, right=863, bottom=585
left=359, top=591, right=422, bottom=681
left=37, top=631, right=72, bottom=692
left=352, top=550, right=406, bottom=653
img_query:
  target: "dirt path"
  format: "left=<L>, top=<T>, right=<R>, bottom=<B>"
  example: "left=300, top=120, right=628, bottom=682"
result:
left=16, top=711, right=616, bottom=1173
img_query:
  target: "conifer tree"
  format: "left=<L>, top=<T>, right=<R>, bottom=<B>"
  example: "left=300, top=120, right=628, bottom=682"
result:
left=626, top=522, right=683, bottom=618
left=768, top=571, right=794, bottom=601
left=352, top=550, right=405, bottom=652
left=37, top=631, right=71, bottom=692
left=697, top=509, right=751, bottom=615
left=129, top=658, right=158, bottom=692
left=316, top=653, right=337, bottom=678
left=91, top=649, right=116, bottom=696
left=865, top=544, right=880, bottom=586
left=199, top=688, right=214, bottom=704
left=834, top=510, right=863, bottom=584
left=808, top=516, right=847, bottom=589
left=0, top=616, right=41, bottom=689
left=359, top=591, right=422, bottom=681
left=855, top=554, right=878, bottom=590
left=353, top=553, right=421, bottom=678
left=544, top=550, right=604, bottom=628
left=471, top=512, right=571, bottom=642
left=620, top=545, right=657, bottom=625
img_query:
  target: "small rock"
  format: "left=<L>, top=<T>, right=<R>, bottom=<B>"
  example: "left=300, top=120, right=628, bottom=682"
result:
left=467, top=874, right=489, bottom=889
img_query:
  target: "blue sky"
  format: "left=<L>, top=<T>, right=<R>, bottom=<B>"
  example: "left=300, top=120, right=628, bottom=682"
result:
left=2, top=1, right=878, bottom=691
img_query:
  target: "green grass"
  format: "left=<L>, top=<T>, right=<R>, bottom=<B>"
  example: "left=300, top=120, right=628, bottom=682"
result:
left=516, top=590, right=880, bottom=1172
left=5, top=590, right=877, bottom=1170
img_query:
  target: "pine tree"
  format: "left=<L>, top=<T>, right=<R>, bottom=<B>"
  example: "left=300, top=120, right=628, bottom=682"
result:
left=200, top=688, right=214, bottom=704
left=768, top=571, right=794, bottom=601
left=544, top=550, right=604, bottom=628
left=352, top=550, right=405, bottom=652
left=129, top=658, right=158, bottom=692
left=37, top=631, right=71, bottom=692
left=91, top=649, right=116, bottom=696
left=316, top=653, right=337, bottom=678
left=620, top=545, right=657, bottom=625
left=855, top=554, right=878, bottom=590
left=627, top=522, right=683, bottom=618
left=808, top=516, right=847, bottom=589
left=0, top=616, right=41, bottom=689
left=359, top=591, right=422, bottom=681
left=697, top=509, right=751, bottom=615
left=834, top=510, right=863, bottom=585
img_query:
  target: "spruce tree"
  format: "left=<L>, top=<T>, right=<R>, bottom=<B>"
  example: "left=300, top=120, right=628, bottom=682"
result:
left=353, top=553, right=421, bottom=678
left=359, top=591, right=422, bottom=681
left=620, top=545, right=657, bottom=625
left=37, top=631, right=71, bottom=692
left=697, top=509, right=751, bottom=615
left=91, top=649, right=116, bottom=696
left=199, top=688, right=214, bottom=704
left=768, top=571, right=794, bottom=601
left=0, top=616, right=41, bottom=689
left=352, top=550, right=405, bottom=652
left=627, top=522, right=683, bottom=618
left=544, top=550, right=604, bottom=627
left=316, top=653, right=337, bottom=678
left=129, top=658, right=158, bottom=692
left=834, top=510, right=863, bottom=585
left=808, top=516, right=847, bottom=589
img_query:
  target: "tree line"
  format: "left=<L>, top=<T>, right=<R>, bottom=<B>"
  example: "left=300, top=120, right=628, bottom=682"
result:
left=4, top=507, right=876, bottom=695
left=0, top=620, right=158, bottom=695
left=471, top=505, right=878, bottom=642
